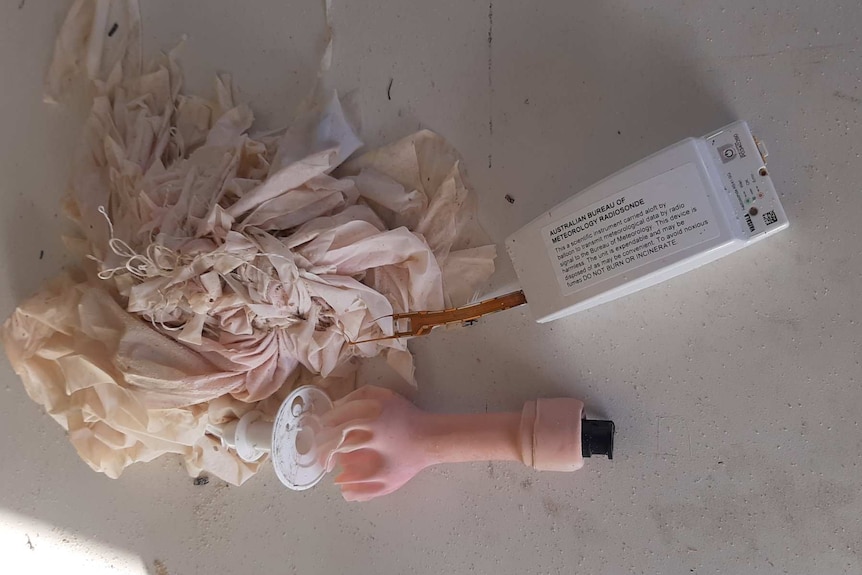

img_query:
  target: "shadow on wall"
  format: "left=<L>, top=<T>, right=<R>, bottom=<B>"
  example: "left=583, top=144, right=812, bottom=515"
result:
left=410, top=313, right=610, bottom=419
left=473, top=1, right=735, bottom=240
left=0, top=194, right=69, bottom=310
left=1, top=1, right=731, bottom=571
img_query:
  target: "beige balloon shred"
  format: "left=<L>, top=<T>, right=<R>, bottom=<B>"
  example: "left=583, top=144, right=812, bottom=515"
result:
left=2, top=0, right=496, bottom=485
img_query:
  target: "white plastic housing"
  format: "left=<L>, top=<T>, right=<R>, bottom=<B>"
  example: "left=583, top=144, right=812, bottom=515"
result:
left=272, top=386, right=334, bottom=491
left=506, top=121, right=788, bottom=323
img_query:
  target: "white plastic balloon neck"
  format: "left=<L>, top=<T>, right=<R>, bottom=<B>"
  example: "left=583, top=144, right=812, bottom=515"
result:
left=235, top=411, right=270, bottom=463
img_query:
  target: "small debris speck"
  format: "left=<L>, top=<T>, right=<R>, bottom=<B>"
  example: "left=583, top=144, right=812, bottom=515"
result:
left=504, top=194, right=515, bottom=204
left=39, top=250, right=44, bottom=260
left=193, top=476, right=209, bottom=486
left=617, top=130, right=622, bottom=135
left=108, top=23, right=119, bottom=37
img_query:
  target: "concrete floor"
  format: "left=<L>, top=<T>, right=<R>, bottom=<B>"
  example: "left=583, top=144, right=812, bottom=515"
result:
left=1, top=1, right=861, bottom=573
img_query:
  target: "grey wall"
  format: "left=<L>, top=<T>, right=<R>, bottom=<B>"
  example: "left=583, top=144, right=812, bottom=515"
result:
left=2, top=1, right=861, bottom=573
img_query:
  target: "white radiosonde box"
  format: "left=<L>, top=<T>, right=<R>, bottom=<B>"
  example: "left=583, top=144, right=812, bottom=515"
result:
left=507, top=121, right=789, bottom=323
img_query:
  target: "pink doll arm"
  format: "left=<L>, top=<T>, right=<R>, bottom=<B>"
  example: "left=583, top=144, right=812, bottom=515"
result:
left=314, top=386, right=613, bottom=502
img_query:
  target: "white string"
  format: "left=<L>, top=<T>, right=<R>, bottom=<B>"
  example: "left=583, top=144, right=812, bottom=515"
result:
left=93, top=205, right=184, bottom=280
left=88, top=206, right=356, bottom=340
